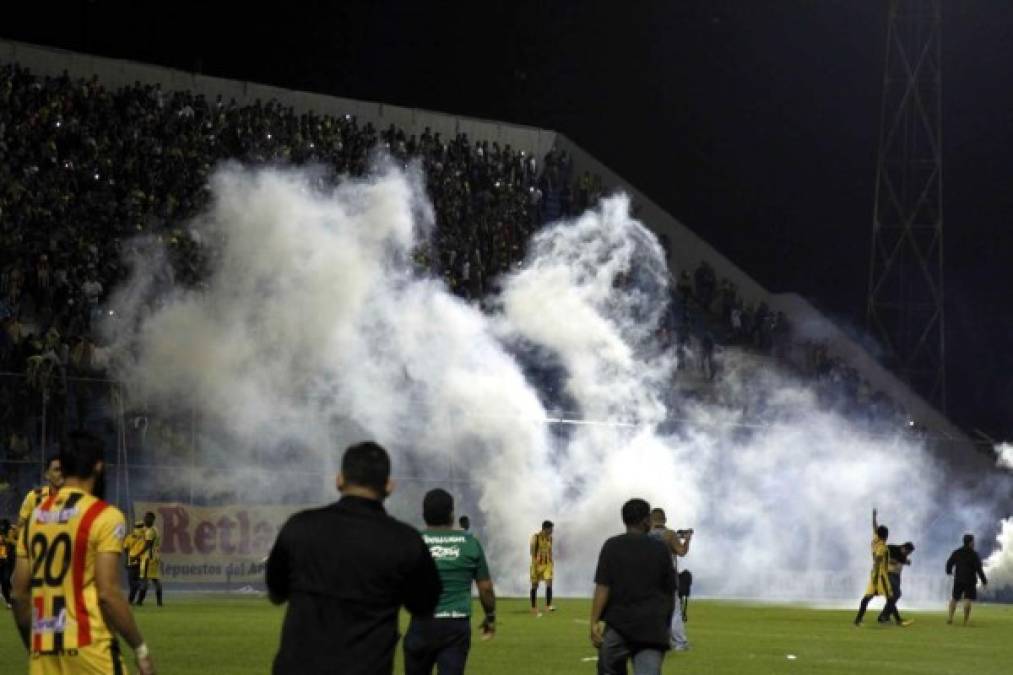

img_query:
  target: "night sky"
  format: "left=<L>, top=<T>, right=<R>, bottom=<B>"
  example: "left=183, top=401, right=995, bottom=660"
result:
left=4, top=1, right=1011, bottom=438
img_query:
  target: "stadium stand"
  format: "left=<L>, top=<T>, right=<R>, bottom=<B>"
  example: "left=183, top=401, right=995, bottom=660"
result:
left=1, top=40, right=987, bottom=516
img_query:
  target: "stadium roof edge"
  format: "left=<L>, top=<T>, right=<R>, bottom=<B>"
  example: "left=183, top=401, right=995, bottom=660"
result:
left=1, top=38, right=558, bottom=158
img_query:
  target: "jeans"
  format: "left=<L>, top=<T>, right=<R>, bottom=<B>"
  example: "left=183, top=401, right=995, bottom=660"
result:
left=597, top=627, right=664, bottom=675
left=671, top=596, right=689, bottom=649
left=403, top=617, right=471, bottom=675
left=878, top=573, right=903, bottom=623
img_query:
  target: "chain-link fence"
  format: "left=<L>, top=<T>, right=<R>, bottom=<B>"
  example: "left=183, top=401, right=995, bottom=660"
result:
left=0, top=371, right=479, bottom=527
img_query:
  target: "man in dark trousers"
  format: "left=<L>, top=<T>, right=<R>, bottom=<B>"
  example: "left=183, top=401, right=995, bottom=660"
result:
left=266, top=441, right=442, bottom=675
left=878, top=541, right=915, bottom=626
left=590, top=498, right=677, bottom=675
left=404, top=489, right=496, bottom=675
left=946, top=533, right=988, bottom=625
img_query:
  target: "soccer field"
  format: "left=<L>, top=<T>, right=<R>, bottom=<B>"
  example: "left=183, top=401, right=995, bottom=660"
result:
left=2, top=597, right=1013, bottom=674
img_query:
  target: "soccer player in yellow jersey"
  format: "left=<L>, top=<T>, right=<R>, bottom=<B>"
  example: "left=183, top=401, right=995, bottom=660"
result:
left=854, top=507, right=893, bottom=626
left=1, top=519, right=13, bottom=608
left=123, top=522, right=146, bottom=605
left=11, top=431, right=155, bottom=675
left=17, top=457, right=64, bottom=532
left=135, top=512, right=163, bottom=607
left=529, top=520, right=555, bottom=616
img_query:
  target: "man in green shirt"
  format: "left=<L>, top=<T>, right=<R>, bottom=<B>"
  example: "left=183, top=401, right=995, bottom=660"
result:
left=404, top=489, right=496, bottom=675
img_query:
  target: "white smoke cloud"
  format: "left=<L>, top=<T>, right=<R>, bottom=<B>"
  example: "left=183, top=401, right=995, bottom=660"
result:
left=996, top=443, right=1013, bottom=471
left=984, top=518, right=1013, bottom=593
left=106, top=161, right=997, bottom=601
left=981, top=445, right=1013, bottom=595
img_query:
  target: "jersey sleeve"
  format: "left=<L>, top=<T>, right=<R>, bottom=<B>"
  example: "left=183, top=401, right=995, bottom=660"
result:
left=93, top=507, right=127, bottom=555
left=472, top=537, right=491, bottom=582
left=17, top=489, right=36, bottom=525
left=15, top=522, right=28, bottom=558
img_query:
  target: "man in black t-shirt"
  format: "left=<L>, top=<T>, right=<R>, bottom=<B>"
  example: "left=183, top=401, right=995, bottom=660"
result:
left=946, top=533, right=988, bottom=625
left=266, top=441, right=442, bottom=675
left=590, top=499, right=676, bottom=675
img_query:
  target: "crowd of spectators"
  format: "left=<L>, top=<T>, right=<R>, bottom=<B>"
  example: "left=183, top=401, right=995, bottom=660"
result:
left=669, top=260, right=908, bottom=425
left=1, top=60, right=908, bottom=472
left=0, top=61, right=611, bottom=462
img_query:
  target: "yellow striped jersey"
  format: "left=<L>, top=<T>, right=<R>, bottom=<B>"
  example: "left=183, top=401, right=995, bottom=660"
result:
left=16, top=487, right=126, bottom=654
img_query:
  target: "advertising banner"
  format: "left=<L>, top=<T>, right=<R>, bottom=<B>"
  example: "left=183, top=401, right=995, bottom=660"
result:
left=133, top=501, right=306, bottom=584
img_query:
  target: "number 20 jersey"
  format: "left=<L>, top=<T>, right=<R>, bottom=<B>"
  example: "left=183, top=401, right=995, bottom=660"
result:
left=16, top=487, right=126, bottom=653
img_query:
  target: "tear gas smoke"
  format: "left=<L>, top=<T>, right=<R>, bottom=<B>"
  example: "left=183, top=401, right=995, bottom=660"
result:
left=982, top=445, right=1013, bottom=595
left=996, top=443, right=1013, bottom=471
left=106, top=162, right=1007, bottom=600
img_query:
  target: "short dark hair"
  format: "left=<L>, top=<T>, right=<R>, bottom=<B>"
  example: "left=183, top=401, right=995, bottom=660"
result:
left=963, top=533, right=974, bottom=547
left=622, top=498, right=651, bottom=526
left=58, top=432, right=105, bottom=480
left=423, top=488, right=454, bottom=526
left=45, top=455, right=61, bottom=471
left=341, top=441, right=391, bottom=494
left=876, top=525, right=889, bottom=540
left=542, top=520, right=554, bottom=530
left=458, top=515, right=470, bottom=530
left=902, top=541, right=915, bottom=552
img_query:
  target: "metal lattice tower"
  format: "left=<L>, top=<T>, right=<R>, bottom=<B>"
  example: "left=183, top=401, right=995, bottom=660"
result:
left=867, top=0, right=945, bottom=411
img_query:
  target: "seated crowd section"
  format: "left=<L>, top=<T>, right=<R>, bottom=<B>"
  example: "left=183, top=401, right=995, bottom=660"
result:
left=0, top=60, right=907, bottom=474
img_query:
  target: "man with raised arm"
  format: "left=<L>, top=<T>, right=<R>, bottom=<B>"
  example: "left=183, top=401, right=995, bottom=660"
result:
left=854, top=507, right=892, bottom=626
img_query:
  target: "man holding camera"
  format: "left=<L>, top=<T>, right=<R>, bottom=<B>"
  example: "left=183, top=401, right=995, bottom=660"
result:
left=648, top=508, right=692, bottom=651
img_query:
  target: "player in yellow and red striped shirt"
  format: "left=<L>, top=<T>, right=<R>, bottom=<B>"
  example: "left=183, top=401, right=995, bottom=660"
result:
left=16, top=456, right=64, bottom=533
left=12, top=432, right=156, bottom=675
left=529, top=520, right=555, bottom=615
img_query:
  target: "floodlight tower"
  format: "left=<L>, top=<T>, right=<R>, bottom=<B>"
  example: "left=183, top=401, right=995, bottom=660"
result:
left=866, top=0, right=946, bottom=411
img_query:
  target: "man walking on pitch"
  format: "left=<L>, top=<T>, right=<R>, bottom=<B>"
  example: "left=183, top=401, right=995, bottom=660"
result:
left=124, top=521, right=146, bottom=604
left=946, top=533, right=988, bottom=625
left=877, top=541, right=915, bottom=626
left=404, top=489, right=496, bottom=675
left=854, top=507, right=891, bottom=626
left=136, top=512, right=163, bottom=607
left=11, top=432, right=155, bottom=674
left=648, top=508, right=691, bottom=650
left=590, top=498, right=677, bottom=675
left=266, top=441, right=441, bottom=675
left=530, top=520, right=555, bottom=615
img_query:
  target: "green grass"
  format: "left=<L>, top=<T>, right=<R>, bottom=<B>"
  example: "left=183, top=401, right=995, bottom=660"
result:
left=3, top=597, right=1013, bottom=673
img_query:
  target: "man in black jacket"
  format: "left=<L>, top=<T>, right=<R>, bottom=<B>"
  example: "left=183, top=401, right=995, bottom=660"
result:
left=878, top=542, right=915, bottom=626
left=590, top=498, right=676, bottom=675
left=946, top=533, right=988, bottom=626
left=266, top=441, right=442, bottom=674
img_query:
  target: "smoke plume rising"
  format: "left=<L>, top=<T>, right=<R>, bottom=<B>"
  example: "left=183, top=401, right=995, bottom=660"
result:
left=106, top=162, right=1007, bottom=600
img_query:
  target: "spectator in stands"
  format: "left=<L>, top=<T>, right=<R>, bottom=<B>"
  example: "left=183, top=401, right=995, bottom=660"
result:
left=693, top=261, right=716, bottom=311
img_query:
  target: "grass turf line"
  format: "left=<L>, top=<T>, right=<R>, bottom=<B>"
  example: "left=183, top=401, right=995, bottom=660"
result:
left=2, top=597, right=1012, bottom=674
